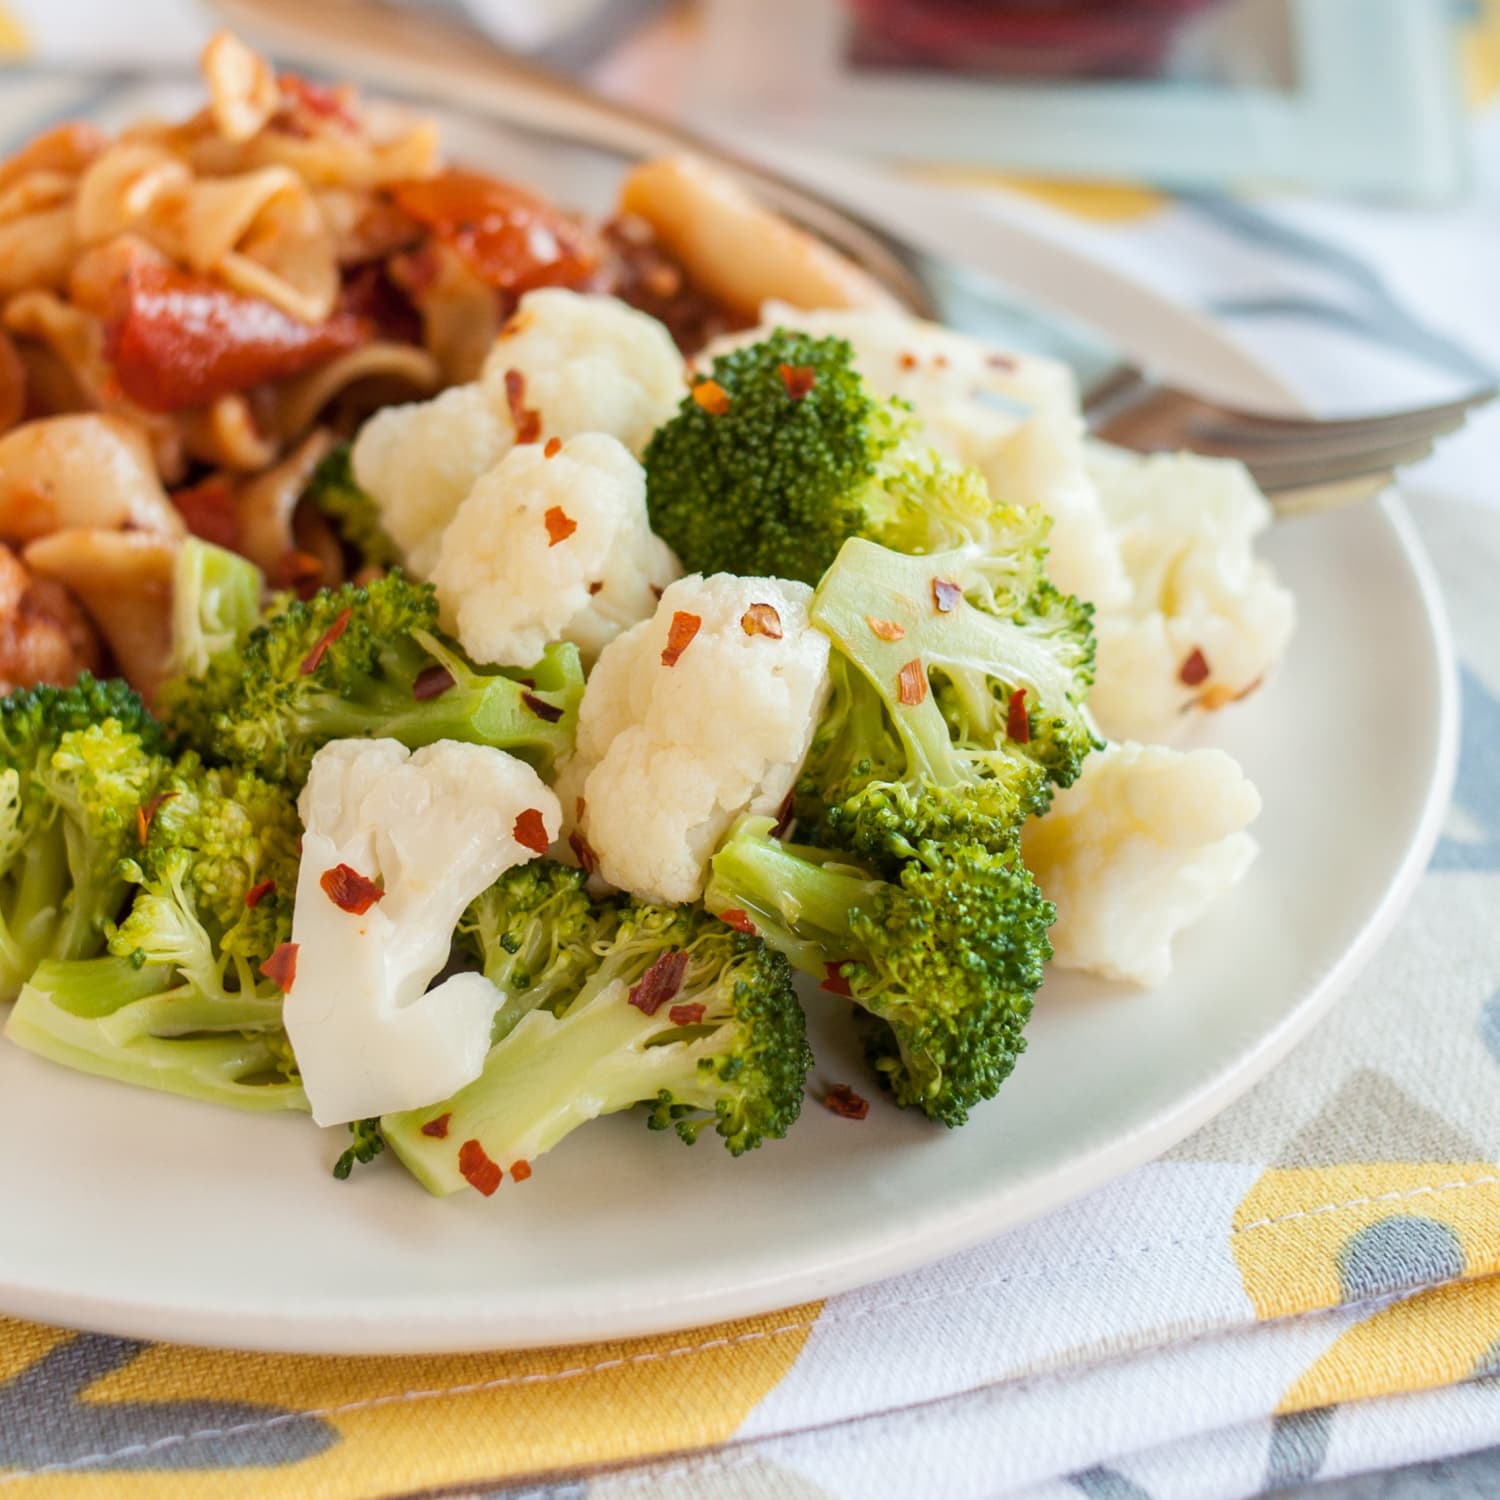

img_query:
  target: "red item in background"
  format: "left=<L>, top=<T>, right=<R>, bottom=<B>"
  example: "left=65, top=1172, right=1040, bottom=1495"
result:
left=847, top=0, right=1226, bottom=79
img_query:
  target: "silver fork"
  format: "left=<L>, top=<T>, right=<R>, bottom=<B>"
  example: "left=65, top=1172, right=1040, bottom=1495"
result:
left=212, top=0, right=1496, bottom=512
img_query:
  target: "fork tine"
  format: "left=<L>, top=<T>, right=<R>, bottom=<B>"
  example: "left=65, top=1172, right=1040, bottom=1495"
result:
left=1190, top=388, right=1493, bottom=450
left=1244, top=433, right=1446, bottom=492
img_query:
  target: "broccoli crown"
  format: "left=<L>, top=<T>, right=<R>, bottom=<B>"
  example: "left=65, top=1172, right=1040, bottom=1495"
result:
left=160, top=572, right=583, bottom=785
left=303, top=443, right=401, bottom=571
left=813, top=535, right=1098, bottom=797
left=705, top=814, right=1053, bottom=1127
left=381, top=902, right=810, bottom=1195
left=0, top=677, right=171, bottom=997
left=111, top=752, right=301, bottom=992
left=644, top=329, right=917, bottom=584
left=458, top=859, right=619, bottom=1041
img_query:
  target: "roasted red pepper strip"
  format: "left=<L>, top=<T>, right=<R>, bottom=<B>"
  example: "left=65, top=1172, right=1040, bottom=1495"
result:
left=106, top=261, right=368, bottom=413
left=390, top=170, right=598, bottom=294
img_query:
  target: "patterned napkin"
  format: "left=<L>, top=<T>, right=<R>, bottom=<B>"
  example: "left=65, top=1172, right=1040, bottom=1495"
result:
left=0, top=8, right=1498, bottom=1498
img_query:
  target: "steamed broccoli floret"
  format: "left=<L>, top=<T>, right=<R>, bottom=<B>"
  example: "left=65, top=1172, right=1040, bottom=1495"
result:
left=705, top=814, right=1053, bottom=1127
left=160, top=573, right=583, bottom=785
left=813, top=535, right=1098, bottom=798
left=333, top=1117, right=387, bottom=1179
left=169, top=537, right=265, bottom=681
left=383, top=904, right=810, bottom=1194
left=2, top=753, right=307, bottom=1112
left=0, top=677, right=171, bottom=999
left=646, top=329, right=993, bottom=585
left=458, top=860, right=620, bottom=1042
left=303, top=443, right=401, bottom=571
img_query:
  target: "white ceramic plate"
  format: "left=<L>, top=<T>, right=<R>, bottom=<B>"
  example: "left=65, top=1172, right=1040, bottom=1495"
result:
left=0, top=87, right=1459, bottom=1355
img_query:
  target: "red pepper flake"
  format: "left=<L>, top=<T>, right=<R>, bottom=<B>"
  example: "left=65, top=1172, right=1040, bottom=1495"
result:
left=412, top=664, right=454, bottom=700
left=628, top=949, right=690, bottom=1015
left=513, top=808, right=550, bottom=856
left=821, top=961, right=853, bottom=997
left=896, top=658, right=927, bottom=706
left=740, top=602, right=783, bottom=639
left=458, top=1139, right=502, bottom=1196
left=543, top=505, right=576, bottom=547
left=276, top=549, right=325, bottom=599
left=299, top=607, right=352, bottom=675
left=668, top=1001, right=707, bottom=1026
left=261, top=942, right=299, bottom=994
left=866, top=616, right=906, bottom=642
left=510, top=1159, right=532, bottom=1182
left=897, top=352, right=918, bottom=371
left=171, top=474, right=238, bottom=549
left=244, top=878, right=276, bottom=910
left=321, top=863, right=384, bottom=916
left=770, top=789, right=796, bottom=840
left=420, top=1112, right=452, bottom=1139
left=575, top=796, right=586, bottom=822
left=136, top=790, right=178, bottom=846
left=521, top=690, right=563, bottom=723
left=933, top=354, right=950, bottom=369
left=543, top=436, right=562, bottom=459
left=503, top=367, right=542, bottom=444
left=588, top=581, right=604, bottom=595
left=824, top=1083, right=869, bottom=1120
left=719, top=908, right=757, bottom=936
left=568, top=829, right=599, bottom=874
left=660, top=610, right=701, bottom=667
left=1179, top=647, right=1211, bottom=687
left=932, top=578, right=962, bottom=613
left=691, top=378, right=730, bottom=415
left=1006, top=687, right=1030, bottom=744
left=987, top=353, right=1017, bottom=371
left=778, top=363, right=816, bottom=401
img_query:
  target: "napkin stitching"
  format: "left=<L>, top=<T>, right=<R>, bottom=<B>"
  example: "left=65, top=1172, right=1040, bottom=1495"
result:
left=1, top=1173, right=1495, bottom=1485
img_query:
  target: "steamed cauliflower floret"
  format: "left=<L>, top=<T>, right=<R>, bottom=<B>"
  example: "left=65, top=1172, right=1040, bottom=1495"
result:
left=351, top=383, right=510, bottom=579
left=569, top=574, right=831, bottom=905
left=285, top=738, right=561, bottom=1125
left=708, top=304, right=1128, bottom=611
left=1022, top=741, right=1261, bottom=988
left=1087, top=449, right=1297, bottom=744
left=352, top=289, right=685, bottom=578
left=432, top=433, right=680, bottom=669
left=480, top=288, right=685, bottom=457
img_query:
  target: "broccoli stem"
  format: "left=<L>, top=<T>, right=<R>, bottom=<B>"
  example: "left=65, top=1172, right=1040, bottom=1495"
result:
left=5, top=958, right=306, bottom=1112
left=0, top=825, right=69, bottom=994
left=384, top=978, right=699, bottom=1195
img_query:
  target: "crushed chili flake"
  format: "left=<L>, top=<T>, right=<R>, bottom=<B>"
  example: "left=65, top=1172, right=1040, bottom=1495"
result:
left=987, top=353, right=1017, bottom=371
left=821, top=961, right=853, bottom=997
left=588, top=581, right=603, bottom=595
left=543, top=505, right=577, bottom=546
left=521, top=690, right=564, bottom=723
left=691, top=378, right=731, bottom=415
left=866, top=616, right=906, bottom=642
left=244, top=878, right=276, bottom=910
left=1179, top=647, right=1211, bottom=686
left=420, top=1112, right=452, bottom=1139
left=898, top=352, right=918, bottom=370
left=261, top=942, right=299, bottom=994
left=575, top=796, right=586, bottom=822
left=543, top=436, right=562, bottom=458
left=896, top=658, right=928, bottom=706
left=510, top=1159, right=532, bottom=1182
left=1198, top=683, right=1236, bottom=711
left=770, top=789, right=796, bottom=840
left=719, top=908, right=757, bottom=936
left=412, top=664, right=454, bottom=700
left=321, top=863, right=384, bottom=916
left=299, top=606, right=352, bottom=675
left=932, top=578, right=962, bottom=613
left=502, top=367, right=542, bottom=444
left=824, top=1083, right=869, bottom=1120
left=660, top=610, right=701, bottom=667
left=933, top=353, right=950, bottom=369
left=1006, top=687, right=1030, bottom=744
left=778, top=363, right=816, bottom=401
left=513, top=808, right=550, bottom=856
left=628, top=950, right=690, bottom=1015
left=277, top=549, right=325, bottom=598
left=136, top=790, right=178, bottom=846
left=668, top=1001, right=707, bottom=1026
left=568, top=829, right=599, bottom=874
left=740, top=602, right=783, bottom=639
left=171, top=475, right=238, bottom=550
left=458, top=1139, right=502, bottom=1196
